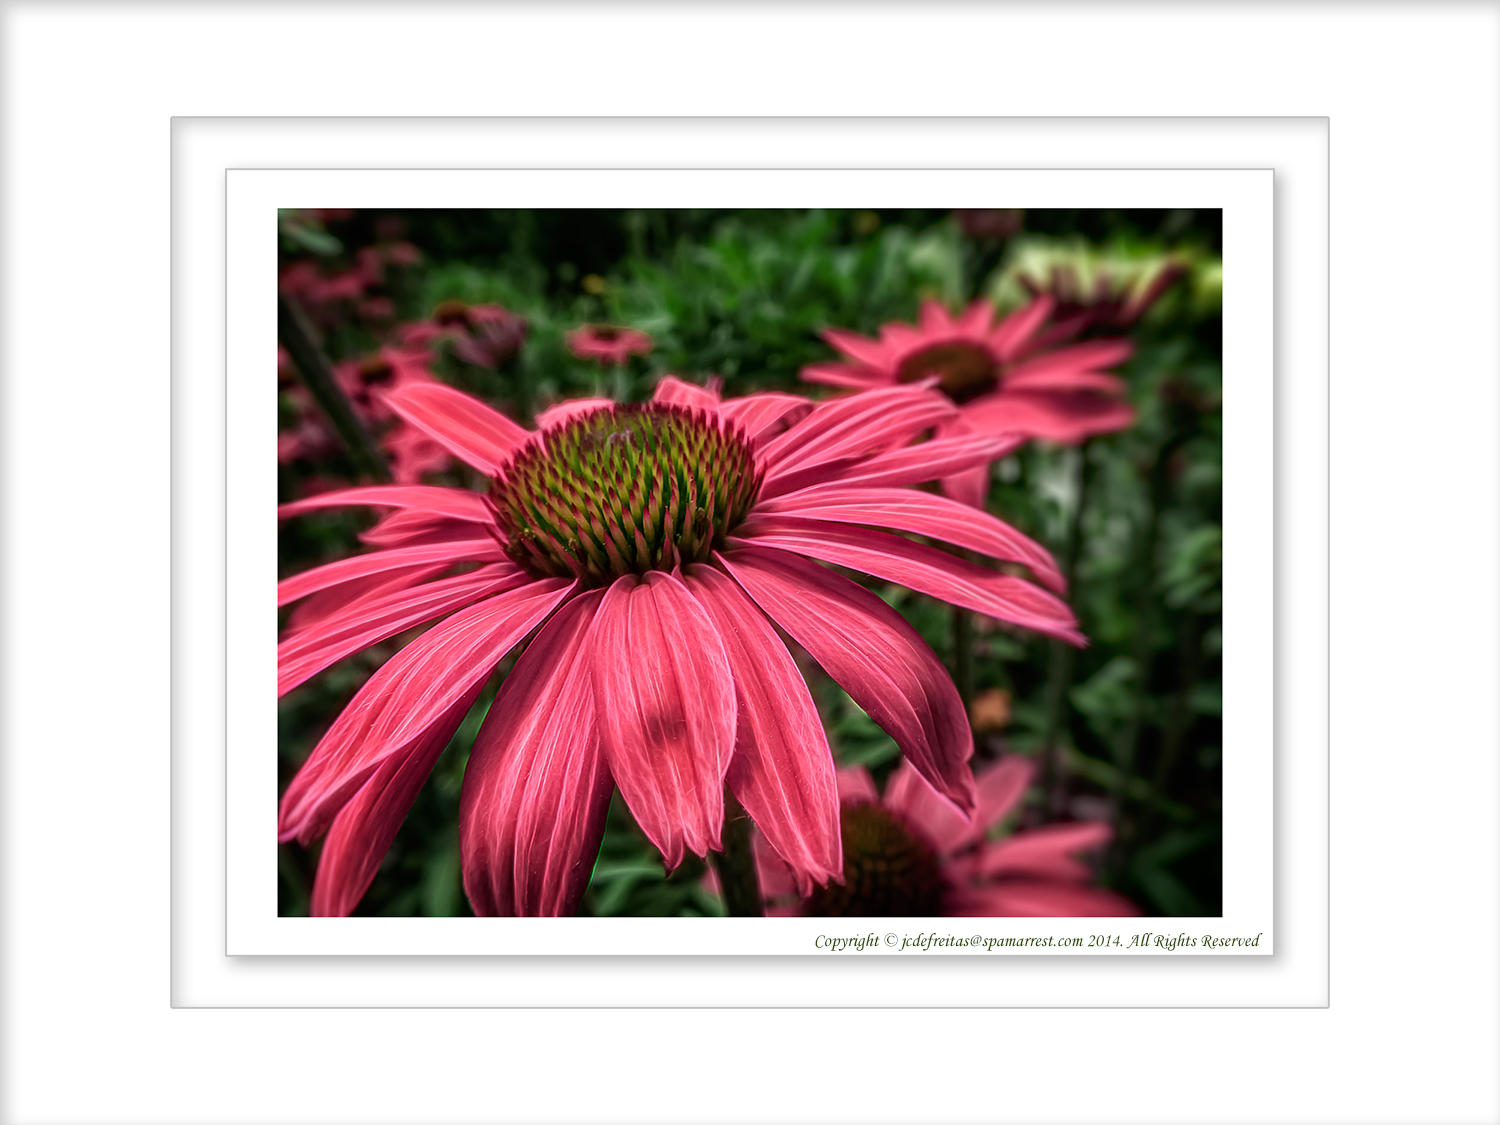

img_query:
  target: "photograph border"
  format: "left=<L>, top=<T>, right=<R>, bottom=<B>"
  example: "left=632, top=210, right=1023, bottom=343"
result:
left=175, top=117, right=1324, bottom=1005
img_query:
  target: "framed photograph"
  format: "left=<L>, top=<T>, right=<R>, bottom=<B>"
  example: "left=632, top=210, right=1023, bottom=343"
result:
left=6, top=3, right=1496, bottom=1123
left=241, top=171, right=1266, bottom=961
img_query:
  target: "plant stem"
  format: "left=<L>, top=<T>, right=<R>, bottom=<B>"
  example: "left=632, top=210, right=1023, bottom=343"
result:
left=278, top=292, right=391, bottom=483
left=712, top=792, right=763, bottom=917
left=1038, top=442, right=1095, bottom=815
left=952, top=605, right=975, bottom=714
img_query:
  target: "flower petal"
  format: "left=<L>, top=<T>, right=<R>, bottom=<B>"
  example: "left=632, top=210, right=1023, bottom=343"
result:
left=535, top=397, right=614, bottom=430
left=718, top=392, right=815, bottom=444
left=717, top=546, right=975, bottom=813
left=382, top=383, right=530, bottom=474
left=278, top=538, right=502, bottom=607
left=964, top=391, right=1136, bottom=444
left=836, top=765, right=880, bottom=806
left=279, top=484, right=492, bottom=524
left=278, top=578, right=575, bottom=844
left=755, top=486, right=1065, bottom=593
left=278, top=563, right=525, bottom=697
left=733, top=518, right=1084, bottom=645
left=309, top=692, right=473, bottom=917
left=799, top=363, right=888, bottom=390
left=759, top=384, right=954, bottom=482
left=652, top=375, right=722, bottom=413
left=589, top=572, right=736, bottom=868
left=1002, top=339, right=1133, bottom=383
left=882, top=762, right=977, bottom=856
left=974, top=755, right=1036, bottom=831
left=459, top=591, right=614, bottom=917
left=684, top=564, right=841, bottom=893
left=767, top=429, right=1023, bottom=497
left=976, top=822, right=1112, bottom=882
left=989, top=295, right=1054, bottom=361
left=821, top=326, right=892, bottom=369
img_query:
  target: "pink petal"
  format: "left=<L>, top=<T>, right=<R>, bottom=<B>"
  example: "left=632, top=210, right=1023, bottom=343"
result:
left=684, top=564, right=841, bottom=893
left=1002, top=339, right=1133, bottom=382
left=588, top=572, right=737, bottom=868
left=278, top=538, right=503, bottom=607
left=535, top=398, right=613, bottom=430
left=278, top=578, right=575, bottom=844
left=358, top=510, right=497, bottom=548
left=976, top=823, right=1112, bottom=882
left=756, top=485, right=1065, bottom=593
left=973, top=755, right=1036, bottom=832
left=309, top=693, right=472, bottom=917
left=836, top=765, right=879, bottom=806
left=956, top=300, right=997, bottom=335
left=459, top=591, right=614, bottom=917
left=719, top=392, right=815, bottom=444
left=799, top=363, right=889, bottom=390
left=278, top=563, right=525, bottom=697
left=821, top=326, right=892, bottom=369
left=989, top=295, right=1055, bottom=361
left=768, top=429, right=1022, bottom=497
left=382, top=383, right=530, bottom=474
left=918, top=299, right=955, bottom=334
left=759, top=384, right=954, bottom=483
left=717, top=546, right=975, bottom=813
left=933, top=416, right=993, bottom=509
left=652, top=375, right=722, bottom=413
left=964, top=391, right=1136, bottom=443
left=1003, top=370, right=1127, bottom=395
left=733, top=518, right=1085, bottom=645
left=882, top=762, right=973, bottom=855
left=283, top=563, right=448, bottom=637
left=279, top=484, right=491, bottom=524
left=949, top=880, right=1139, bottom=917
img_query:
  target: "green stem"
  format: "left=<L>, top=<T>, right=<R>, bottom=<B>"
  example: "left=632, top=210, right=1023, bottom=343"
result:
left=278, top=293, right=391, bottom=483
left=712, top=793, right=762, bottom=917
left=1039, top=442, right=1095, bottom=814
left=952, top=604, right=975, bottom=714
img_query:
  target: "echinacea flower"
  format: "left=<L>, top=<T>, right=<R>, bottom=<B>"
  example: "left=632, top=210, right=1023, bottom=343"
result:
left=565, top=323, right=653, bottom=367
left=955, top=208, right=1024, bottom=241
left=802, top=299, right=1135, bottom=505
left=277, top=376, right=1083, bottom=916
left=751, top=759, right=1137, bottom=918
left=1018, top=257, right=1186, bottom=350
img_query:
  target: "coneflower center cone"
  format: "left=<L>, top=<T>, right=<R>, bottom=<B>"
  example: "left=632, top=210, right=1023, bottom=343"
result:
left=489, top=403, right=761, bottom=585
left=803, top=802, right=946, bottom=917
left=896, top=342, right=998, bottom=404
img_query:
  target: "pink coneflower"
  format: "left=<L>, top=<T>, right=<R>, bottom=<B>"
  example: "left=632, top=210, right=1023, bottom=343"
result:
left=802, top=299, right=1135, bottom=505
left=752, top=759, right=1138, bottom=917
left=955, top=208, right=1024, bottom=241
left=1020, top=258, right=1187, bottom=350
left=565, top=323, right=653, bottom=367
left=277, top=377, right=1083, bottom=916
left=421, top=299, right=529, bottom=370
